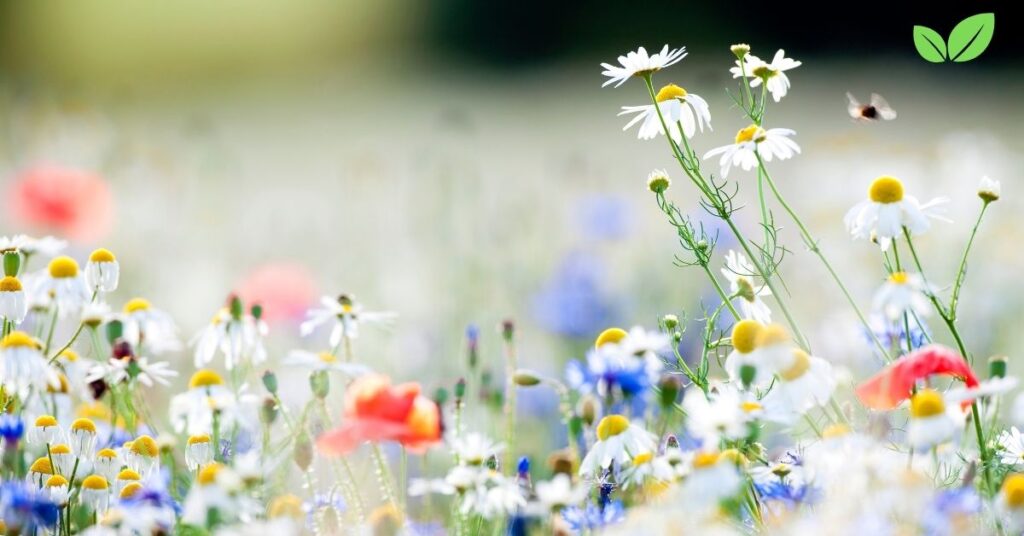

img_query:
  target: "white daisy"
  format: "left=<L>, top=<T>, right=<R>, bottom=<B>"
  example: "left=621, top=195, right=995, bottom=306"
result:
left=844, top=175, right=949, bottom=250
left=86, top=356, right=179, bottom=388
left=0, top=275, right=28, bottom=324
left=84, top=248, right=119, bottom=293
left=730, top=49, right=801, bottom=102
left=906, top=389, right=963, bottom=451
left=169, top=369, right=257, bottom=436
left=121, top=298, right=181, bottom=356
left=579, top=415, right=656, bottom=476
left=185, top=434, right=213, bottom=471
left=872, top=271, right=932, bottom=322
left=619, top=83, right=712, bottom=142
left=998, top=427, right=1024, bottom=466
left=978, top=175, right=1001, bottom=203
left=0, top=331, right=60, bottom=398
left=300, top=294, right=396, bottom=348
left=600, top=45, right=687, bottom=88
left=32, top=256, right=91, bottom=316
left=534, top=474, right=587, bottom=511
left=721, top=250, right=772, bottom=323
left=679, top=451, right=743, bottom=506
left=760, top=349, right=836, bottom=422
left=27, top=414, right=62, bottom=445
left=451, top=432, right=505, bottom=466
left=682, top=384, right=760, bottom=444
left=459, top=470, right=526, bottom=519
left=282, top=350, right=372, bottom=376
left=0, top=235, right=67, bottom=259
left=191, top=305, right=266, bottom=370
left=618, top=451, right=676, bottom=488
left=724, top=319, right=771, bottom=388
left=703, top=125, right=800, bottom=177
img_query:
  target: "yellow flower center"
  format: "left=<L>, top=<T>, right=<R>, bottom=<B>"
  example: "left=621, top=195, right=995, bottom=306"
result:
left=731, top=320, right=762, bottom=354
left=632, top=452, right=654, bottom=465
left=888, top=271, right=909, bottom=285
left=655, top=83, right=688, bottom=102
left=46, top=374, right=69, bottom=394
left=822, top=424, right=851, bottom=439
left=197, top=463, right=223, bottom=486
left=71, top=418, right=97, bottom=434
left=754, top=323, right=790, bottom=349
left=189, top=369, right=225, bottom=389
left=131, top=435, right=159, bottom=457
left=0, top=276, right=22, bottom=292
left=268, top=494, right=305, bottom=519
left=596, top=415, right=630, bottom=441
left=693, top=451, right=721, bottom=469
left=2, top=331, right=38, bottom=349
left=910, top=389, right=946, bottom=418
left=318, top=352, right=338, bottom=363
left=97, top=448, right=118, bottom=459
left=1004, top=474, right=1024, bottom=508
left=34, top=415, right=58, bottom=428
left=779, top=349, right=811, bottom=381
left=720, top=448, right=748, bottom=467
left=81, top=475, right=109, bottom=490
left=117, top=469, right=141, bottom=481
left=124, top=298, right=151, bottom=314
left=594, top=327, right=628, bottom=349
left=869, top=176, right=905, bottom=204
left=48, top=256, right=79, bottom=278
left=61, top=349, right=79, bottom=362
left=752, top=65, right=777, bottom=78
left=30, top=457, right=53, bottom=474
left=119, top=482, right=143, bottom=499
left=50, top=444, right=71, bottom=455
left=188, top=434, right=211, bottom=446
left=734, top=124, right=766, bottom=144
left=740, top=401, right=763, bottom=413
left=77, top=402, right=111, bottom=422
left=89, top=248, right=116, bottom=263
left=45, top=475, right=69, bottom=488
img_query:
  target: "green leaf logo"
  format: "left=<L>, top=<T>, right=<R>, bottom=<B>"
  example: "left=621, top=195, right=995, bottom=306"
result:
left=912, top=13, right=995, bottom=63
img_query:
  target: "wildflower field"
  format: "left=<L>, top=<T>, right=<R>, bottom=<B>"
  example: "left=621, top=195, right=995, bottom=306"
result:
left=1, top=9, right=1023, bottom=535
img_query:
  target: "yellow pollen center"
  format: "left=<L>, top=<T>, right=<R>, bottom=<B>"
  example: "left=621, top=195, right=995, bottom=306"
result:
left=188, top=434, right=211, bottom=446
left=596, top=415, right=630, bottom=441
left=910, top=389, right=946, bottom=418
left=117, top=469, right=141, bottom=481
left=741, top=401, right=763, bottom=413
left=1004, top=474, right=1024, bottom=508
left=693, top=452, right=721, bottom=469
left=754, top=323, right=790, bottom=349
left=822, top=424, right=851, bottom=439
left=268, top=494, right=305, bottom=519
left=30, top=458, right=53, bottom=474
left=779, top=350, right=811, bottom=381
left=869, top=176, right=905, bottom=204
left=34, top=415, right=58, bottom=428
left=632, top=452, right=654, bottom=465
left=48, top=256, right=79, bottom=278
left=2, top=331, right=38, bottom=349
left=81, top=475, right=109, bottom=490
left=131, top=435, right=158, bottom=457
left=318, top=352, right=338, bottom=363
left=0, top=276, right=22, bottom=292
left=50, top=444, right=71, bottom=455
left=45, top=475, right=69, bottom=488
left=189, top=369, right=225, bottom=389
left=61, top=350, right=79, bottom=362
left=655, top=83, right=688, bottom=102
left=752, top=65, right=776, bottom=78
left=731, top=320, right=762, bottom=354
left=197, top=463, right=223, bottom=486
left=889, top=271, right=909, bottom=285
left=124, top=298, right=151, bottom=314
left=734, top=125, right=765, bottom=144
left=89, top=248, right=116, bottom=263
left=119, top=482, right=143, bottom=499
left=71, top=418, right=97, bottom=434
left=594, top=327, right=628, bottom=349
left=97, top=448, right=118, bottom=459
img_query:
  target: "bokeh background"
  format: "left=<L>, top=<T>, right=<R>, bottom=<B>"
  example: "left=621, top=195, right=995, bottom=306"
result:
left=0, top=1, right=1022, bottom=440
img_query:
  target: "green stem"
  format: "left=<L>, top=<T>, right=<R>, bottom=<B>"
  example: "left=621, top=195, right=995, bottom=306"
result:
left=949, top=203, right=989, bottom=317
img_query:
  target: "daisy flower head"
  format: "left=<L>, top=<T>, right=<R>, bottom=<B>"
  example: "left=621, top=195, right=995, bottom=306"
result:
left=86, top=355, right=179, bottom=389
left=730, top=49, right=802, bottom=102
left=459, top=470, right=526, bottom=519
left=844, top=175, right=949, bottom=250
left=48, top=444, right=73, bottom=475
left=906, top=389, right=962, bottom=452
left=283, top=349, right=372, bottom=376
left=680, top=451, right=744, bottom=506
left=44, top=475, right=70, bottom=506
left=535, top=473, right=588, bottom=512
left=300, top=294, right=396, bottom=349
left=94, top=448, right=121, bottom=481
left=721, top=250, right=772, bottom=323
left=872, top=271, right=932, bottom=322
left=185, top=434, right=213, bottom=471
left=121, top=298, right=181, bottom=355
left=761, top=349, right=836, bottom=421
left=978, top=175, right=1001, bottom=203
left=997, top=427, right=1024, bottom=466
left=999, top=473, right=1024, bottom=529
left=579, top=415, right=656, bottom=476
left=27, top=415, right=61, bottom=445
left=0, top=275, right=28, bottom=324
left=618, top=450, right=675, bottom=489
left=1, top=331, right=60, bottom=398
left=620, top=83, right=712, bottom=142
left=683, top=384, right=761, bottom=444
left=703, top=124, right=799, bottom=177
left=452, top=432, right=504, bottom=466
left=724, top=319, right=769, bottom=387
left=646, top=169, right=671, bottom=194
left=600, top=45, right=687, bottom=88
left=85, top=248, right=119, bottom=293
left=170, top=369, right=255, bottom=437
left=69, top=417, right=98, bottom=458
left=33, top=255, right=90, bottom=316
left=27, top=456, right=54, bottom=484
left=80, top=475, right=111, bottom=512
left=191, top=296, right=266, bottom=370
left=126, top=435, right=160, bottom=476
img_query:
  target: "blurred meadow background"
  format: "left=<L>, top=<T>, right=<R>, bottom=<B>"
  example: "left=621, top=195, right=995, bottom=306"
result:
left=0, top=1, right=1022, bottom=448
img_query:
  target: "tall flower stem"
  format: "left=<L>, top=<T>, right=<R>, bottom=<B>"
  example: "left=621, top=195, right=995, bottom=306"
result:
left=501, top=323, right=517, bottom=475
left=948, top=203, right=990, bottom=317
left=756, top=158, right=891, bottom=361
left=642, top=75, right=810, bottom=350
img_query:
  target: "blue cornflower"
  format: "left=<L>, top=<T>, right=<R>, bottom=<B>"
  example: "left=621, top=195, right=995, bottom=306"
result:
left=0, top=480, right=60, bottom=532
left=755, top=480, right=816, bottom=509
left=922, top=487, right=981, bottom=536
left=0, top=415, right=25, bottom=444
left=532, top=251, right=619, bottom=339
left=566, top=347, right=651, bottom=399
left=867, top=314, right=930, bottom=358
left=576, top=194, right=632, bottom=241
left=561, top=500, right=625, bottom=533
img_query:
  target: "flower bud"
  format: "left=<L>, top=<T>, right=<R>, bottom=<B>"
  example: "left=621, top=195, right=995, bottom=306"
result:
left=293, top=434, right=313, bottom=471
left=513, top=369, right=542, bottom=387
left=250, top=303, right=263, bottom=321
left=578, top=395, right=599, bottom=426
left=661, top=314, right=679, bottom=330
left=260, top=397, right=278, bottom=425
left=501, top=319, right=515, bottom=343
left=740, top=364, right=757, bottom=389
left=454, top=378, right=467, bottom=401
left=262, top=370, right=278, bottom=394
left=105, top=320, right=123, bottom=345
left=547, top=449, right=575, bottom=476
left=433, top=387, right=449, bottom=406
left=658, top=374, right=682, bottom=408
left=310, top=370, right=330, bottom=399
left=3, top=252, right=20, bottom=278
left=990, top=356, right=1008, bottom=379
left=730, top=43, right=751, bottom=59
left=647, top=169, right=671, bottom=194
left=978, top=176, right=1001, bottom=204
left=229, top=294, right=243, bottom=321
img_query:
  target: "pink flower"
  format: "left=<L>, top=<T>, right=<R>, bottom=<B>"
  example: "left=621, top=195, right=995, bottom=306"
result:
left=235, top=262, right=316, bottom=324
left=8, top=165, right=113, bottom=242
left=856, top=344, right=979, bottom=410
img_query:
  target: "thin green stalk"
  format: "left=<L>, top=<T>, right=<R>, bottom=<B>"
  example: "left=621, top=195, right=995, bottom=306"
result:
left=43, top=306, right=59, bottom=355
left=949, top=203, right=990, bottom=317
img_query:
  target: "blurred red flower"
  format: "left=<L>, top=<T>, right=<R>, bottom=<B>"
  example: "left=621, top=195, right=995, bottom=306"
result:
left=317, top=374, right=442, bottom=456
left=236, top=262, right=316, bottom=324
left=7, top=165, right=113, bottom=242
left=855, top=344, right=979, bottom=410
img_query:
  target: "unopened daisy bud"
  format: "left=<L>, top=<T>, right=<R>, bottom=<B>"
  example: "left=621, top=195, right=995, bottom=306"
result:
left=0, top=276, right=27, bottom=324
left=185, top=434, right=213, bottom=471
left=739, top=364, right=758, bottom=389
left=730, top=43, right=751, bottom=59
left=978, top=176, right=1001, bottom=203
left=268, top=494, right=304, bottom=520
left=658, top=374, right=681, bottom=408
left=433, top=387, right=449, bottom=406
left=548, top=449, right=576, bottom=476
left=661, top=314, right=679, bottom=330
left=229, top=294, right=244, bottom=321
left=647, top=169, right=671, bottom=194
left=578, top=394, right=600, bottom=426
left=250, top=303, right=263, bottom=321
left=665, top=435, right=680, bottom=449
left=501, top=319, right=515, bottom=343
left=260, top=397, right=279, bottom=426
left=513, top=369, right=542, bottom=387
left=86, top=249, right=119, bottom=292
left=3, top=251, right=21, bottom=277
left=105, top=319, right=123, bottom=344
left=261, top=370, right=278, bottom=394
left=70, top=418, right=98, bottom=458
left=454, top=378, right=467, bottom=401
left=310, top=370, right=330, bottom=399
left=80, top=475, right=110, bottom=511
left=990, top=356, right=1008, bottom=379
left=294, top=434, right=313, bottom=472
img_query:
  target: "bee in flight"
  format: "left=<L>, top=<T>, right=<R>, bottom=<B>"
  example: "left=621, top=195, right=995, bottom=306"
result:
left=847, top=93, right=897, bottom=121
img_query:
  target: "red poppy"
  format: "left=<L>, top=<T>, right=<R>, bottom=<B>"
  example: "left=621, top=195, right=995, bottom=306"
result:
left=8, top=165, right=113, bottom=242
left=235, top=262, right=316, bottom=324
left=317, top=374, right=441, bottom=456
left=855, top=344, right=979, bottom=410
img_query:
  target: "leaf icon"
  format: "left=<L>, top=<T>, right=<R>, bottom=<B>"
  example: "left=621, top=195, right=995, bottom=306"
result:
left=948, top=13, right=995, bottom=62
left=913, top=25, right=947, bottom=62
